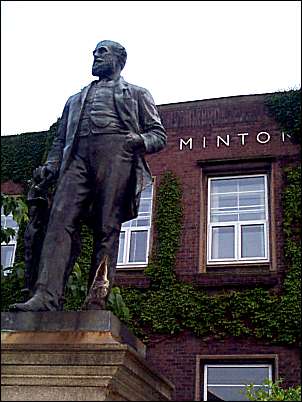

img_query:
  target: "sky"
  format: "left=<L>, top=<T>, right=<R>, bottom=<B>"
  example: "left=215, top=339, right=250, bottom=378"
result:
left=1, top=1, right=301, bottom=136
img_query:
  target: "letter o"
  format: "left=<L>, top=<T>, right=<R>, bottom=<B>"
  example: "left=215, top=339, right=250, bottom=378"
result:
left=256, top=131, right=271, bottom=144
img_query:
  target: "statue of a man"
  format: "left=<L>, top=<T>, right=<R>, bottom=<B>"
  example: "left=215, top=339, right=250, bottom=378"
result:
left=10, top=40, right=166, bottom=312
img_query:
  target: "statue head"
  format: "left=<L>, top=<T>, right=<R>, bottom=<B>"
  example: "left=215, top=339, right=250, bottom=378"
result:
left=92, top=40, right=127, bottom=78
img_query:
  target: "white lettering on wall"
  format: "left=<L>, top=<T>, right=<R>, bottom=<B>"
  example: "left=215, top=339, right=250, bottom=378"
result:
left=256, top=131, right=271, bottom=144
left=217, top=135, right=230, bottom=147
left=237, top=132, right=249, bottom=145
left=178, top=131, right=288, bottom=150
left=281, top=131, right=292, bottom=142
left=179, top=138, right=193, bottom=150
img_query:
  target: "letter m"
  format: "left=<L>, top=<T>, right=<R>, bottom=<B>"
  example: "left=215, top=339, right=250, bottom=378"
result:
left=179, top=138, right=193, bottom=150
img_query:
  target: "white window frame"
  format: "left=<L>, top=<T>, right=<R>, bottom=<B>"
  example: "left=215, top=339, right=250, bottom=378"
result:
left=1, top=209, right=19, bottom=270
left=207, top=174, right=270, bottom=265
left=204, top=363, right=272, bottom=401
left=117, top=183, right=153, bottom=267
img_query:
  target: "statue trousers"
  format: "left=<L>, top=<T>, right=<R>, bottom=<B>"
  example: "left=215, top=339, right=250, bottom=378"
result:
left=34, top=134, right=134, bottom=309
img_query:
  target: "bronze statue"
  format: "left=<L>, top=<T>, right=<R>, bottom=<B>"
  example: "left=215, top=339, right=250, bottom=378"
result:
left=10, top=40, right=166, bottom=312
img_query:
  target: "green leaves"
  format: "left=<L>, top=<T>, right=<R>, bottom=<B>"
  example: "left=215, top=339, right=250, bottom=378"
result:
left=1, top=193, right=28, bottom=224
left=265, top=89, right=301, bottom=143
left=64, top=262, right=88, bottom=310
left=108, top=287, right=130, bottom=322
left=145, top=171, right=183, bottom=287
left=1, top=227, right=16, bottom=244
left=120, top=165, right=301, bottom=345
left=1, top=193, right=28, bottom=244
left=245, top=379, right=301, bottom=401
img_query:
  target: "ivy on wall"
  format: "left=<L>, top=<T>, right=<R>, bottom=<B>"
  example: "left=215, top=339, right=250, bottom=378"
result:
left=1, top=120, right=59, bottom=188
left=1, top=131, right=48, bottom=186
left=120, top=167, right=301, bottom=345
left=264, top=88, right=301, bottom=143
left=144, top=172, right=183, bottom=287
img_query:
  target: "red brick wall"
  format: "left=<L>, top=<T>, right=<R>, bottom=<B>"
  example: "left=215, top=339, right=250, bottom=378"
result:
left=147, top=94, right=300, bottom=281
left=116, top=93, right=301, bottom=399
left=1, top=180, right=24, bottom=195
left=117, top=93, right=300, bottom=286
left=146, top=332, right=301, bottom=401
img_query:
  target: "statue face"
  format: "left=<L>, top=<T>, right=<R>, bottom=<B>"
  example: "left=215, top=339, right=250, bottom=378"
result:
left=92, top=43, right=120, bottom=78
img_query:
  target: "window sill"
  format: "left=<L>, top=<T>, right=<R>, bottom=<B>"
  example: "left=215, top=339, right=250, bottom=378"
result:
left=206, top=262, right=271, bottom=273
left=179, top=268, right=278, bottom=289
left=117, top=264, right=147, bottom=271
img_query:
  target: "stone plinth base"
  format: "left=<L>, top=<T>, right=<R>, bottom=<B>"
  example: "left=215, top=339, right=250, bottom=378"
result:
left=1, top=311, right=174, bottom=401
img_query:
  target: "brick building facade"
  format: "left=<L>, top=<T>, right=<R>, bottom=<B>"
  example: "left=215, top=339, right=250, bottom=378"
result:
left=115, top=93, right=300, bottom=401
left=1, top=92, right=300, bottom=401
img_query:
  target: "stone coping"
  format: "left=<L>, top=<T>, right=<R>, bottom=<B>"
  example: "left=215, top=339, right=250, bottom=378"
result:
left=1, top=311, right=146, bottom=357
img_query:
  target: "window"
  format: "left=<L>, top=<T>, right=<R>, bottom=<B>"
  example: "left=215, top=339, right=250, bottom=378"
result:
left=207, top=175, right=269, bottom=264
left=1, top=208, right=19, bottom=269
left=204, top=363, right=272, bottom=401
left=117, top=183, right=153, bottom=266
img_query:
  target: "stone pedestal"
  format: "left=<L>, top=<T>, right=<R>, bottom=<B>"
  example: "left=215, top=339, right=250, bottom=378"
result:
left=1, top=311, right=174, bottom=401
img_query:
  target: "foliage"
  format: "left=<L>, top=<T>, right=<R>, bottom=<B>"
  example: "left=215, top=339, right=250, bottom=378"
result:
left=1, top=193, right=29, bottom=243
left=245, top=379, right=301, bottom=401
left=275, top=165, right=301, bottom=343
left=145, top=171, right=183, bottom=287
left=64, top=262, right=88, bottom=311
left=265, top=89, right=301, bottom=143
left=1, top=164, right=301, bottom=345
left=1, top=194, right=30, bottom=310
left=108, top=287, right=130, bottom=322
left=1, top=131, right=49, bottom=185
left=120, top=167, right=301, bottom=345
left=1, top=262, right=26, bottom=310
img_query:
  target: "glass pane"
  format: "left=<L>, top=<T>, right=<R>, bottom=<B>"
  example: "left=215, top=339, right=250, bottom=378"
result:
left=211, top=226, right=235, bottom=259
left=211, top=213, right=238, bottom=223
left=241, top=225, right=265, bottom=258
left=135, top=218, right=150, bottom=227
left=1, top=245, right=15, bottom=268
left=207, top=366, right=270, bottom=384
left=121, top=220, right=131, bottom=228
left=211, top=194, right=237, bottom=209
left=5, top=215, right=18, bottom=229
left=117, top=232, right=125, bottom=263
left=239, top=212, right=265, bottom=221
left=239, top=193, right=264, bottom=208
left=141, top=184, right=152, bottom=198
left=211, top=179, right=237, bottom=194
left=129, top=231, right=148, bottom=263
left=207, top=386, right=249, bottom=401
left=138, top=198, right=151, bottom=213
left=1, top=215, right=5, bottom=227
left=207, top=385, right=268, bottom=401
left=238, top=177, right=265, bottom=192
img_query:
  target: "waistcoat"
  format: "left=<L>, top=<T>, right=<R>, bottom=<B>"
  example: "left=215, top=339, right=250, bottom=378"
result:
left=78, top=80, right=128, bottom=136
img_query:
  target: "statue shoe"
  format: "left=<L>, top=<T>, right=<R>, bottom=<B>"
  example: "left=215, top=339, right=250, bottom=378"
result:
left=8, top=293, right=58, bottom=312
left=82, top=300, right=106, bottom=310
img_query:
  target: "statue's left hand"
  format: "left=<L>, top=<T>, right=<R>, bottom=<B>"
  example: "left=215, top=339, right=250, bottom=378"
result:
left=124, top=132, right=146, bottom=154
